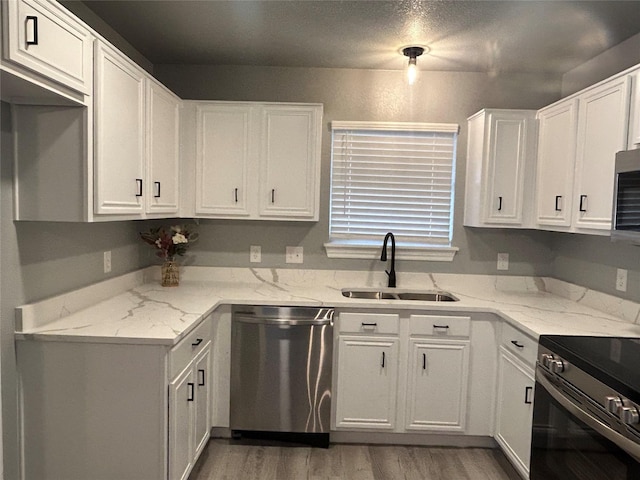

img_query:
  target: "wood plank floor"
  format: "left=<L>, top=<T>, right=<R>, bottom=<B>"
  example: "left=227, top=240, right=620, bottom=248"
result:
left=189, top=439, right=522, bottom=480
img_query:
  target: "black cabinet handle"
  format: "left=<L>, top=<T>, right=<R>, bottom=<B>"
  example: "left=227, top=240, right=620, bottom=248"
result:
left=525, top=386, right=533, bottom=404
left=198, top=369, right=205, bottom=386
left=381, top=351, right=386, bottom=368
left=154, top=181, right=161, bottom=198
left=555, top=195, right=562, bottom=212
left=422, top=353, right=426, bottom=370
left=361, top=322, right=377, bottom=327
left=191, top=338, right=203, bottom=347
left=511, top=340, right=524, bottom=349
left=136, top=178, right=143, bottom=197
left=498, top=196, right=503, bottom=211
left=26, top=16, right=38, bottom=45
left=433, top=325, right=450, bottom=330
left=271, top=189, right=275, bottom=204
left=579, top=195, right=587, bottom=212
left=234, top=188, right=238, bottom=203
left=187, top=382, right=195, bottom=402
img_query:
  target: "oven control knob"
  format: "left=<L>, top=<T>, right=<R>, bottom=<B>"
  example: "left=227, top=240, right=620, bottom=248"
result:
left=540, top=353, right=554, bottom=368
left=550, top=359, right=565, bottom=373
left=605, top=396, right=623, bottom=414
left=620, top=406, right=640, bottom=425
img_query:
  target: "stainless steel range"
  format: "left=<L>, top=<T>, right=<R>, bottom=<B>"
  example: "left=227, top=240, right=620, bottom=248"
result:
left=531, top=335, right=640, bottom=479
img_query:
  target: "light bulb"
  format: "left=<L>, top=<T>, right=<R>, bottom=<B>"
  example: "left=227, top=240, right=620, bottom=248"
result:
left=407, top=58, right=418, bottom=85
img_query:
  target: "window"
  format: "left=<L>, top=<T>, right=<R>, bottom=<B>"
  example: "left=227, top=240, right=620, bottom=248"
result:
left=325, top=121, right=459, bottom=261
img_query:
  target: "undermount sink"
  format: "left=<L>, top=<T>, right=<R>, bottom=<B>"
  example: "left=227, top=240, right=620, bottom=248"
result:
left=341, top=289, right=459, bottom=302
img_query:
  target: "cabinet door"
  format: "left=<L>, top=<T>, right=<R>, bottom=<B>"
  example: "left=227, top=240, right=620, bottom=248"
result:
left=495, top=348, right=535, bottom=479
left=335, top=336, right=398, bottom=430
left=195, top=104, right=252, bottom=217
left=193, top=345, right=211, bottom=459
left=168, top=366, right=195, bottom=480
left=483, top=112, right=531, bottom=224
left=258, top=105, right=321, bottom=220
left=146, top=80, right=180, bottom=214
left=535, top=99, right=578, bottom=228
left=4, top=0, right=93, bottom=94
left=94, top=41, right=145, bottom=215
left=573, top=76, right=631, bottom=232
left=629, top=70, right=640, bottom=149
left=406, top=339, right=470, bottom=432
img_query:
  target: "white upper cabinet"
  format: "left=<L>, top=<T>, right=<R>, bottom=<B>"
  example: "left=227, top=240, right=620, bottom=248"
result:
left=464, top=109, right=537, bottom=228
left=2, top=0, right=93, bottom=96
left=573, top=75, right=631, bottom=233
left=188, top=101, right=323, bottom=221
left=146, top=79, right=180, bottom=215
left=627, top=68, right=640, bottom=149
left=258, top=105, right=322, bottom=219
left=627, top=69, right=640, bottom=150
left=195, top=104, right=252, bottom=217
left=535, top=99, right=579, bottom=229
left=94, top=40, right=146, bottom=216
left=95, top=41, right=181, bottom=218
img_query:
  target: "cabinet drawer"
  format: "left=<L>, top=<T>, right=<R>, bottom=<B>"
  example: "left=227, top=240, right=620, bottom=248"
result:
left=338, top=312, right=399, bottom=334
left=409, top=315, right=471, bottom=337
left=501, top=322, right=537, bottom=368
left=169, top=317, right=212, bottom=378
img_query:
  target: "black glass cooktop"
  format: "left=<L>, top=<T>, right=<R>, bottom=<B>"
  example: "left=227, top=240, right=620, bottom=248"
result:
left=539, top=335, right=640, bottom=404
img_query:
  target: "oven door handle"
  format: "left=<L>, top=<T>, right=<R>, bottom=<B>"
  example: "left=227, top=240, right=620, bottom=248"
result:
left=536, top=368, right=640, bottom=462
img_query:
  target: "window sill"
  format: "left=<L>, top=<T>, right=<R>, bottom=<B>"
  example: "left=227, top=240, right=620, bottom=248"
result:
left=324, top=242, right=459, bottom=262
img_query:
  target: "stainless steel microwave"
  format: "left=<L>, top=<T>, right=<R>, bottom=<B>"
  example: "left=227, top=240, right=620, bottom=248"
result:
left=612, top=148, right=640, bottom=244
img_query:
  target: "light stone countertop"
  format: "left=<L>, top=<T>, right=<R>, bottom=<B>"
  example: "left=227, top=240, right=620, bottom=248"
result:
left=15, top=267, right=640, bottom=346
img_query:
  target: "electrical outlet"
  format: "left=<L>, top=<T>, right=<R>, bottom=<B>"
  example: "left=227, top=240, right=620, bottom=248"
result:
left=286, top=246, right=304, bottom=264
left=104, top=251, right=112, bottom=273
left=616, top=268, right=627, bottom=292
left=250, top=245, right=262, bottom=263
left=497, top=253, right=509, bottom=271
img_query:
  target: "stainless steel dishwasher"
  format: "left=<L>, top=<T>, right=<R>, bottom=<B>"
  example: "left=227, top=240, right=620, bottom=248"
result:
left=230, top=305, right=334, bottom=444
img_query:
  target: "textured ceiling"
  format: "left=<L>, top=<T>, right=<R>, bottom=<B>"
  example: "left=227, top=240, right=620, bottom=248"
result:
left=77, top=0, right=640, bottom=74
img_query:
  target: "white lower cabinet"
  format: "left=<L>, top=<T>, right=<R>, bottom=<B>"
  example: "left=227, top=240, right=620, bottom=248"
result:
left=333, top=311, right=474, bottom=436
left=169, top=342, right=211, bottom=480
left=335, top=335, right=399, bottom=429
left=495, top=346, right=535, bottom=479
left=406, top=339, right=470, bottom=432
left=17, top=316, right=213, bottom=480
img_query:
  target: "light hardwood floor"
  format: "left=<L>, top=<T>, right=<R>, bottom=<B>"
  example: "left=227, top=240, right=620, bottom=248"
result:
left=189, top=439, right=522, bottom=480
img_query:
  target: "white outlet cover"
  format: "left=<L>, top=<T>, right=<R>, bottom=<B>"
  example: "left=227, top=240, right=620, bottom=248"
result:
left=497, top=253, right=509, bottom=271
left=616, top=268, right=627, bottom=292
left=250, top=245, right=261, bottom=263
left=104, top=251, right=112, bottom=273
left=286, top=246, right=304, bottom=264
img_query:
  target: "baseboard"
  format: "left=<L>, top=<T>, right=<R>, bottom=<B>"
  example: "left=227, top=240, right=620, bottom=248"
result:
left=211, top=427, right=496, bottom=448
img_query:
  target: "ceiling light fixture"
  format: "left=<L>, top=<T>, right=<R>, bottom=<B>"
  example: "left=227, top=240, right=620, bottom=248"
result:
left=402, top=46, right=425, bottom=85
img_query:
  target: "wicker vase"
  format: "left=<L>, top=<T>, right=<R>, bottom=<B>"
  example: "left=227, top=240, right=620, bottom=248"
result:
left=161, top=260, right=179, bottom=287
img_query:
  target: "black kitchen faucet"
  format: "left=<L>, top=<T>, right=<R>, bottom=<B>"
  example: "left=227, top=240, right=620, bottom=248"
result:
left=380, top=232, right=396, bottom=288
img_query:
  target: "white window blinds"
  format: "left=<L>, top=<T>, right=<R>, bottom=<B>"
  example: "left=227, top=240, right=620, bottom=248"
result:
left=330, top=121, right=458, bottom=246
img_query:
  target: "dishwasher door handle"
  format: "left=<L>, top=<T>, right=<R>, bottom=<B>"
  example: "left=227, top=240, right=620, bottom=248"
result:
left=233, top=317, right=333, bottom=326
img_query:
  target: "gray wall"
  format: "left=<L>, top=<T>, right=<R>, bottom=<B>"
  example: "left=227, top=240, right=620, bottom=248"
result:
left=562, top=32, right=640, bottom=96
left=0, top=102, right=148, bottom=479
left=157, top=64, right=560, bottom=277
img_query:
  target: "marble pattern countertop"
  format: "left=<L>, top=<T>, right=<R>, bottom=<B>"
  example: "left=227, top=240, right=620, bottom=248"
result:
left=15, top=267, right=640, bottom=346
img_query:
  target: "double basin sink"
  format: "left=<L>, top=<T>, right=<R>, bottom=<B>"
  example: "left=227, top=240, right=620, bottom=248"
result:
left=342, top=289, right=458, bottom=302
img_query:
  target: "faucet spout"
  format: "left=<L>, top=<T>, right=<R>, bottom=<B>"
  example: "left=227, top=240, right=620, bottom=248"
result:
left=380, top=232, right=396, bottom=288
